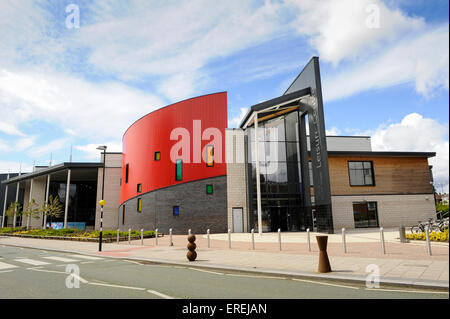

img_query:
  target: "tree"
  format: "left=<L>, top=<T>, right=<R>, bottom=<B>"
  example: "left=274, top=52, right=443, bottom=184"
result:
left=22, top=199, right=40, bottom=220
left=41, top=195, right=64, bottom=220
left=5, top=201, right=21, bottom=219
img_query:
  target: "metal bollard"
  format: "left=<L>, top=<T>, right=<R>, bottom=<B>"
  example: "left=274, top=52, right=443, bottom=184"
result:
left=141, top=229, right=144, bottom=245
left=207, top=229, right=210, bottom=248
left=155, top=228, right=158, bottom=246
left=342, top=228, right=347, bottom=253
left=425, top=226, right=432, bottom=256
left=380, top=227, right=386, bottom=254
left=251, top=229, right=255, bottom=250
left=399, top=225, right=406, bottom=243
left=188, top=229, right=191, bottom=236
left=117, top=229, right=120, bottom=244
left=306, top=228, right=311, bottom=252
left=128, top=228, right=131, bottom=245
left=278, top=228, right=281, bottom=251
left=228, top=228, right=231, bottom=249
left=169, top=228, right=173, bottom=246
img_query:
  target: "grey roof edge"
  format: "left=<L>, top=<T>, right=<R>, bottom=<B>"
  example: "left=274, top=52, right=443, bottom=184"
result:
left=239, top=87, right=311, bottom=128
left=283, top=56, right=318, bottom=95
left=1, top=162, right=103, bottom=185
left=325, top=151, right=436, bottom=158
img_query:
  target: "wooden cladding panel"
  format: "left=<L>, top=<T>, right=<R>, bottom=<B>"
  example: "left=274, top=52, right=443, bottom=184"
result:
left=327, top=156, right=433, bottom=196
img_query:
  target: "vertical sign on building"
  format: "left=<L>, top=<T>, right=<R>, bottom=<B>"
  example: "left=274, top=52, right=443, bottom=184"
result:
left=284, top=57, right=334, bottom=233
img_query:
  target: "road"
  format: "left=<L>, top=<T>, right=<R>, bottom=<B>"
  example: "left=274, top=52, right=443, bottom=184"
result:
left=0, top=245, right=447, bottom=299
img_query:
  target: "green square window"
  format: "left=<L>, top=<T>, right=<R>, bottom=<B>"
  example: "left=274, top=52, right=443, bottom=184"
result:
left=206, top=184, right=213, bottom=195
left=155, top=151, right=161, bottom=161
left=175, top=159, right=182, bottom=181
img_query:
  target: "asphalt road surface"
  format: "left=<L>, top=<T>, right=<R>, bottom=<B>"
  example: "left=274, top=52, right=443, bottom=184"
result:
left=0, top=245, right=448, bottom=299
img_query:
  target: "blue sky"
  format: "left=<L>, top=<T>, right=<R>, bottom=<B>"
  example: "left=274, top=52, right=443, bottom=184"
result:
left=0, top=0, right=448, bottom=191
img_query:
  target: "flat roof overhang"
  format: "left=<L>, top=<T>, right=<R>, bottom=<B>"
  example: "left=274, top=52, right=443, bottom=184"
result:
left=239, top=87, right=311, bottom=129
left=1, top=162, right=103, bottom=185
left=324, top=151, right=436, bottom=158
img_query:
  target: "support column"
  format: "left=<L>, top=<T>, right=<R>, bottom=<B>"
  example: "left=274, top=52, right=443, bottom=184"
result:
left=43, top=174, right=51, bottom=229
left=254, top=112, right=263, bottom=235
left=26, top=178, right=33, bottom=229
left=13, top=181, right=20, bottom=227
left=1, top=172, right=9, bottom=228
left=64, top=169, right=71, bottom=228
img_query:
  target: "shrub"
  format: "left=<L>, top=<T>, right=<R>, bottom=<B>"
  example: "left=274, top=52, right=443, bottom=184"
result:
left=406, top=229, right=449, bottom=242
left=2, top=228, right=157, bottom=239
left=0, top=227, right=26, bottom=234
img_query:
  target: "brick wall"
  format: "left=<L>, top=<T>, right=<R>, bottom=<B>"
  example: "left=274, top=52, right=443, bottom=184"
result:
left=226, top=129, right=249, bottom=232
left=332, top=194, right=436, bottom=229
left=118, top=176, right=227, bottom=235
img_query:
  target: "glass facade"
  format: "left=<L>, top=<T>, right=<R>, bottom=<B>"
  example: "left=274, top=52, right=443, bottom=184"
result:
left=247, top=111, right=310, bottom=232
left=47, top=181, right=97, bottom=227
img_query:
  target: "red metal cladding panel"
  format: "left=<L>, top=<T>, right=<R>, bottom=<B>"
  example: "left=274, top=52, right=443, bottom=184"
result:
left=120, top=92, right=227, bottom=204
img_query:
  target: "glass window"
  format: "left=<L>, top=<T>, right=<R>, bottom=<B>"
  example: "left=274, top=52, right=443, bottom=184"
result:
left=264, top=116, right=285, bottom=142
left=125, top=164, right=129, bottom=183
left=265, top=142, right=286, bottom=162
left=353, top=201, right=378, bottom=228
left=284, top=111, right=299, bottom=142
left=348, top=161, right=374, bottom=186
left=122, top=205, right=125, bottom=224
left=154, top=151, right=161, bottom=161
left=175, top=159, right=182, bottom=181
left=137, top=183, right=142, bottom=193
left=206, top=184, right=213, bottom=195
left=173, top=206, right=179, bottom=216
left=206, top=145, right=214, bottom=167
left=137, top=198, right=142, bottom=212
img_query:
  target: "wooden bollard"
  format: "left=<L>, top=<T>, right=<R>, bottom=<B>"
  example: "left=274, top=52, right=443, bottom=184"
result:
left=187, top=234, right=197, bottom=261
left=316, top=235, right=332, bottom=273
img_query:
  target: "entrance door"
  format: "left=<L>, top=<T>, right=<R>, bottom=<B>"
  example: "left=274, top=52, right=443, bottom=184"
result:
left=232, top=208, right=244, bottom=233
left=268, top=207, right=289, bottom=232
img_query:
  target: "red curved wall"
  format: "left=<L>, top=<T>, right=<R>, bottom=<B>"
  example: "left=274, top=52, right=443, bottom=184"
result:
left=120, top=92, right=227, bottom=204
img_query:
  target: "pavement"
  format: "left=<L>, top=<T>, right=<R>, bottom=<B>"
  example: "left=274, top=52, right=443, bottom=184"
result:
left=2, top=245, right=447, bottom=299
left=0, top=228, right=448, bottom=290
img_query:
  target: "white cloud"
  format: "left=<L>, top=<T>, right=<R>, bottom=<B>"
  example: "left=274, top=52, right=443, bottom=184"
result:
left=370, top=113, right=449, bottom=192
left=75, top=141, right=122, bottom=161
left=288, top=0, right=425, bottom=65
left=0, top=69, right=164, bottom=141
left=0, top=121, right=25, bottom=136
left=0, top=138, right=10, bottom=152
left=15, top=136, right=36, bottom=152
left=323, top=24, right=449, bottom=101
left=72, top=0, right=290, bottom=100
left=0, top=161, right=33, bottom=174
left=326, top=126, right=341, bottom=136
left=27, top=138, right=70, bottom=159
left=228, top=107, right=249, bottom=128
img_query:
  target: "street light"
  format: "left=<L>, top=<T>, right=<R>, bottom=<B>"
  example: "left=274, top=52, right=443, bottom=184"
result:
left=96, top=145, right=107, bottom=251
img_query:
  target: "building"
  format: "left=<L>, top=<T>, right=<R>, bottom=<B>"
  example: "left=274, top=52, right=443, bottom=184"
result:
left=0, top=57, right=437, bottom=233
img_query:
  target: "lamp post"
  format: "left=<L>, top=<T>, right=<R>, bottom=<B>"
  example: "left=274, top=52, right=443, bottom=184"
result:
left=97, top=145, right=107, bottom=251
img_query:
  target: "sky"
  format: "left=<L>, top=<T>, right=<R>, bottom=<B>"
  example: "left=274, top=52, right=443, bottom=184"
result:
left=0, top=0, right=448, bottom=192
